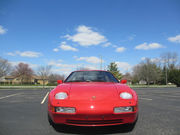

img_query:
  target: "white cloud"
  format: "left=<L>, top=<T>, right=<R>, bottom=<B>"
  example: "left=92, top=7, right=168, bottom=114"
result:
left=0, top=25, right=7, bottom=35
left=52, top=68, right=73, bottom=76
left=112, top=45, right=118, bottom=48
left=48, top=61, right=76, bottom=68
left=115, top=62, right=132, bottom=73
left=60, top=45, right=78, bottom=52
left=141, top=57, right=146, bottom=61
left=141, top=57, right=177, bottom=64
left=73, top=56, right=78, bottom=59
left=53, top=48, right=59, bottom=52
left=76, top=56, right=104, bottom=64
left=59, top=42, right=78, bottom=51
left=141, top=57, right=160, bottom=63
left=64, top=25, right=107, bottom=46
left=128, top=34, right=136, bottom=41
left=17, top=51, right=42, bottom=57
left=83, top=65, right=98, bottom=70
left=102, top=42, right=111, bottom=47
left=10, top=61, right=38, bottom=68
left=7, top=51, right=42, bottom=58
left=48, top=60, right=78, bottom=76
left=151, top=58, right=161, bottom=63
left=48, top=59, right=100, bottom=76
left=168, top=34, right=180, bottom=43
left=57, top=59, right=63, bottom=63
left=115, top=47, right=126, bottom=52
left=7, top=52, right=16, bottom=56
left=135, top=42, right=164, bottom=50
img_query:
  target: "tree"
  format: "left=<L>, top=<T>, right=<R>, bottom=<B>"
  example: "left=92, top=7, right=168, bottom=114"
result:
left=132, top=64, right=142, bottom=84
left=12, top=63, right=34, bottom=84
left=37, top=65, right=52, bottom=87
left=0, top=57, right=11, bottom=78
left=161, top=52, right=178, bottom=69
left=160, top=52, right=178, bottom=84
left=48, top=73, right=65, bottom=85
left=107, top=62, right=122, bottom=80
left=168, top=69, right=180, bottom=87
left=132, top=58, right=161, bottom=85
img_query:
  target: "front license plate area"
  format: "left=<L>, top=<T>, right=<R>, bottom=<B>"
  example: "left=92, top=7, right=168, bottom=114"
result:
left=84, top=115, right=105, bottom=120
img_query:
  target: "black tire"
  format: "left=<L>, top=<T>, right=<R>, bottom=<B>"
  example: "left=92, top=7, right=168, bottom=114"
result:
left=48, top=114, right=56, bottom=126
left=48, top=114, right=67, bottom=132
left=125, top=115, right=138, bottom=132
left=126, top=122, right=136, bottom=131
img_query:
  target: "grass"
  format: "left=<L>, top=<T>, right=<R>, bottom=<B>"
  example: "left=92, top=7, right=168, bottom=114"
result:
left=0, top=84, right=177, bottom=89
left=129, top=84, right=176, bottom=88
left=0, top=84, right=56, bottom=89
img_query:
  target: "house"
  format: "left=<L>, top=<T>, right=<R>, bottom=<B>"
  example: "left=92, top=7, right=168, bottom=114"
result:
left=33, top=76, right=49, bottom=85
left=0, top=75, right=49, bottom=85
left=139, top=80, right=147, bottom=85
left=0, top=76, right=19, bottom=84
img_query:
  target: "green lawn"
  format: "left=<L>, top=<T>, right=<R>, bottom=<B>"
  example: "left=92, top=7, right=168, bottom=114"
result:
left=0, top=84, right=177, bottom=89
left=129, top=84, right=176, bottom=88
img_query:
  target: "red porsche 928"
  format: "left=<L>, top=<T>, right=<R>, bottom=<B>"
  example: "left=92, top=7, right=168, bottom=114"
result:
left=48, top=70, right=138, bottom=128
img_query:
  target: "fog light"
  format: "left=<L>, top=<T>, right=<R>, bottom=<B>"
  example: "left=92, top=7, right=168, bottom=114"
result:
left=114, top=106, right=133, bottom=113
left=55, top=107, right=76, bottom=113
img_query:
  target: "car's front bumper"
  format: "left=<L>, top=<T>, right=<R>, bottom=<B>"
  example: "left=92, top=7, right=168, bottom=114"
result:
left=48, top=111, right=138, bottom=126
left=48, top=92, right=138, bottom=126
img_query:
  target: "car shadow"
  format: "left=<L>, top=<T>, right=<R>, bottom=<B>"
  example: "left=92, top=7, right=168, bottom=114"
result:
left=51, top=124, right=135, bottom=134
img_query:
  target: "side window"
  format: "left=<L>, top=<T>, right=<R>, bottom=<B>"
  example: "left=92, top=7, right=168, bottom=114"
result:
left=105, top=72, right=119, bottom=83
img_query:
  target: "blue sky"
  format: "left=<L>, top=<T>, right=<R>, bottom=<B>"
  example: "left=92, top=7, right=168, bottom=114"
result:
left=0, top=0, right=180, bottom=75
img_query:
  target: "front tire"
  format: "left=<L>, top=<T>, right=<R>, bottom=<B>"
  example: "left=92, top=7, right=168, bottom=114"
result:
left=48, top=114, right=56, bottom=126
left=128, top=115, right=138, bottom=130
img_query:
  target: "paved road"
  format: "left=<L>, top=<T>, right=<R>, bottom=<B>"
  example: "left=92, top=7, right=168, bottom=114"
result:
left=0, top=88, right=180, bottom=135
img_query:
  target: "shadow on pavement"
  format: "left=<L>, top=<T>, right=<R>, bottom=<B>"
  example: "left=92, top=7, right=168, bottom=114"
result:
left=51, top=124, right=135, bottom=134
left=48, top=113, right=137, bottom=134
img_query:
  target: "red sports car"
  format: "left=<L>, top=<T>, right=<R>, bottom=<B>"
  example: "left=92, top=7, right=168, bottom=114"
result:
left=48, top=70, right=138, bottom=128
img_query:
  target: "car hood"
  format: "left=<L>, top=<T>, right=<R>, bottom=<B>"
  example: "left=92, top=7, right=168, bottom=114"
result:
left=66, top=82, right=119, bottom=101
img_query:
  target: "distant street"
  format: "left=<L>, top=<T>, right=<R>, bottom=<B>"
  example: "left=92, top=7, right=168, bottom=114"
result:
left=0, top=88, right=180, bottom=135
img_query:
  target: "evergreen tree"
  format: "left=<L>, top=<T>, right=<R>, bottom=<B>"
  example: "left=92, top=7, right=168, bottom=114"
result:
left=169, top=69, right=180, bottom=87
left=107, top=62, right=122, bottom=80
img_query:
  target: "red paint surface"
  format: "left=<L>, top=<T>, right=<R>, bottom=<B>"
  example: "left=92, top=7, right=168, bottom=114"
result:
left=48, top=72, right=138, bottom=126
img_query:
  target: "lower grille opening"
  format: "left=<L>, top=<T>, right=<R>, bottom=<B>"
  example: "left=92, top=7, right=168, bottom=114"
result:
left=67, top=119, right=123, bottom=125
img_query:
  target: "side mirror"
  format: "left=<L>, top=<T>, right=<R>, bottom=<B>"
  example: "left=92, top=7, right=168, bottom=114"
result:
left=120, top=79, right=127, bottom=84
left=57, top=80, right=63, bottom=84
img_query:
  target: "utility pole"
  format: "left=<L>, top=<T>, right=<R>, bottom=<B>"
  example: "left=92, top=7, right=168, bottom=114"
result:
left=165, top=64, right=168, bottom=85
left=100, top=55, right=102, bottom=70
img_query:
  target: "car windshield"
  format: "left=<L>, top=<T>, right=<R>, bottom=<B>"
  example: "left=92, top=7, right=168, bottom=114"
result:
left=65, top=71, right=119, bottom=83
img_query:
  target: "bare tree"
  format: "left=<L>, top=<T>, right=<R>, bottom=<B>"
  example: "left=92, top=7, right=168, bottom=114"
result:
left=12, top=63, right=34, bottom=84
left=0, top=57, right=11, bottom=78
left=132, top=58, right=161, bottom=85
left=132, top=64, right=142, bottom=84
left=161, top=52, right=178, bottom=69
left=37, top=65, right=52, bottom=88
left=49, top=73, right=65, bottom=85
left=160, top=52, right=178, bottom=84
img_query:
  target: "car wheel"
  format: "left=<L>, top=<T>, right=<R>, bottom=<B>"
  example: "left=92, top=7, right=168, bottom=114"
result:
left=125, top=115, right=138, bottom=132
left=126, top=122, right=136, bottom=131
left=48, top=114, right=55, bottom=126
left=48, top=114, right=67, bottom=132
